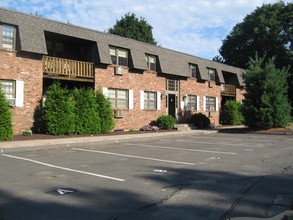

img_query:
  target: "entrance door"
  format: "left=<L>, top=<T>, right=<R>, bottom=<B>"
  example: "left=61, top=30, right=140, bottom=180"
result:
left=168, top=94, right=176, bottom=118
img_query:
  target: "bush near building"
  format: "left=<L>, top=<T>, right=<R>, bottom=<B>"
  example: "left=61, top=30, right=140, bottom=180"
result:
left=221, top=100, right=244, bottom=125
left=0, top=85, right=13, bottom=141
left=73, top=88, right=100, bottom=135
left=95, top=90, right=115, bottom=133
left=43, top=82, right=76, bottom=135
left=189, top=113, right=211, bottom=128
left=156, top=115, right=176, bottom=130
left=42, top=83, right=115, bottom=135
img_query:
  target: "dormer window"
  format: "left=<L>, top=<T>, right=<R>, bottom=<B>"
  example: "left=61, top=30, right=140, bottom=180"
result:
left=0, top=24, right=15, bottom=49
left=110, top=47, right=128, bottom=67
left=145, top=54, right=156, bottom=71
left=208, top=68, right=216, bottom=81
left=190, top=64, right=197, bottom=78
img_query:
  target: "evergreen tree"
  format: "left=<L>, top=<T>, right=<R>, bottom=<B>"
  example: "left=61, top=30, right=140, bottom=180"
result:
left=73, top=88, right=100, bottom=134
left=96, top=90, right=115, bottom=133
left=44, top=82, right=75, bottom=135
left=0, top=85, right=13, bottom=141
left=108, top=12, right=157, bottom=45
left=242, top=56, right=291, bottom=128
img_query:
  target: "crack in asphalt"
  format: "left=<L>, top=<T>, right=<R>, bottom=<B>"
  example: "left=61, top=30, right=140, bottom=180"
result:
left=218, top=176, right=264, bottom=220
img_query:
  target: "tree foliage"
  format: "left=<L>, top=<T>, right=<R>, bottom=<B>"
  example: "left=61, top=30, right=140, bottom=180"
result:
left=217, top=2, right=293, bottom=106
left=220, top=100, right=244, bottom=125
left=0, top=85, right=13, bottom=141
left=242, top=56, right=291, bottom=128
left=108, top=12, right=157, bottom=45
left=44, top=82, right=76, bottom=135
left=95, top=90, right=115, bottom=133
left=73, top=88, right=100, bottom=135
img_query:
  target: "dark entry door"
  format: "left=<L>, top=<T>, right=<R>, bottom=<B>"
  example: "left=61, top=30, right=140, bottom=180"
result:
left=168, top=94, right=176, bottom=118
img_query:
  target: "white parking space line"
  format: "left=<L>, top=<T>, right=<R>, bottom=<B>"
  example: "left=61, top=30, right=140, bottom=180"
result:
left=2, top=154, right=125, bottom=182
left=162, top=139, right=250, bottom=147
left=124, top=143, right=237, bottom=155
left=72, top=148, right=196, bottom=166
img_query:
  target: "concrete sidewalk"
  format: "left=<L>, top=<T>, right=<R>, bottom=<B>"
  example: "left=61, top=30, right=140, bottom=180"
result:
left=0, top=129, right=217, bottom=151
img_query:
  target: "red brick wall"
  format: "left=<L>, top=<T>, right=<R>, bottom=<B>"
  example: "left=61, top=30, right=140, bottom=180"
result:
left=180, top=78, right=221, bottom=126
left=1, top=50, right=245, bottom=134
left=95, top=66, right=167, bottom=130
left=0, top=50, right=43, bottom=134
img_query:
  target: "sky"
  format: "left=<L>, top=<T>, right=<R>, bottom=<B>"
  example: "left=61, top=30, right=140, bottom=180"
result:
left=1, top=0, right=292, bottom=60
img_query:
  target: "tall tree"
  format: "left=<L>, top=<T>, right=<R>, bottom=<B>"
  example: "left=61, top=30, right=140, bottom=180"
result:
left=108, top=12, right=157, bottom=45
left=242, top=56, right=291, bottom=128
left=216, top=2, right=293, bottom=106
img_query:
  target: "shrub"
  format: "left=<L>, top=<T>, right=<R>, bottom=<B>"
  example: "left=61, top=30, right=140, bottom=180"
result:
left=96, top=90, right=115, bottom=133
left=73, top=88, right=100, bottom=134
left=0, top=85, right=13, bottom=141
left=156, top=115, right=176, bottom=130
left=44, top=82, right=75, bottom=135
left=140, top=124, right=159, bottom=131
left=189, top=113, right=210, bottom=128
left=221, top=100, right=244, bottom=125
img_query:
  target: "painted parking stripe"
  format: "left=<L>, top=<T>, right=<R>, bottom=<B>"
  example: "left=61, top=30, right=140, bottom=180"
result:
left=2, top=154, right=125, bottom=182
left=72, top=148, right=196, bottom=166
left=162, top=139, right=250, bottom=147
left=124, top=143, right=237, bottom=155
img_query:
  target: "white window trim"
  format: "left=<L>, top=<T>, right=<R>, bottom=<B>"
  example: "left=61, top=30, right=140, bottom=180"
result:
left=140, top=91, right=144, bottom=110
left=15, top=80, right=24, bottom=107
left=203, top=96, right=206, bottom=111
left=157, top=92, right=161, bottom=110
left=102, top=87, right=108, bottom=97
left=216, top=97, right=219, bottom=111
left=129, top=89, right=133, bottom=109
left=197, top=96, right=200, bottom=111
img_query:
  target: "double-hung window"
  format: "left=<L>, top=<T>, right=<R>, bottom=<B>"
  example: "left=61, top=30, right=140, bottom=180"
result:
left=185, top=95, right=197, bottom=110
left=0, top=80, right=15, bottom=105
left=0, top=24, right=15, bottom=49
left=206, top=96, right=216, bottom=111
left=145, top=54, right=156, bottom=71
left=110, top=47, right=128, bottom=66
left=190, top=64, right=197, bottom=78
left=0, top=80, right=24, bottom=107
left=144, top=91, right=157, bottom=110
left=108, top=88, right=129, bottom=109
left=208, top=68, right=216, bottom=81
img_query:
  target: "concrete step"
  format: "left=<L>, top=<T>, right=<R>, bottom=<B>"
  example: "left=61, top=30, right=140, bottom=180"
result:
left=175, top=124, right=197, bottom=131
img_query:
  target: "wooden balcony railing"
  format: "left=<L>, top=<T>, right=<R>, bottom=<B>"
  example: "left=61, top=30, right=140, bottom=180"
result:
left=221, top=84, right=236, bottom=96
left=42, top=56, right=94, bottom=81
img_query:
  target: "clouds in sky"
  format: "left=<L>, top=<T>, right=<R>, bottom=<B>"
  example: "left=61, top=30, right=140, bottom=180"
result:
left=0, top=0, right=290, bottom=59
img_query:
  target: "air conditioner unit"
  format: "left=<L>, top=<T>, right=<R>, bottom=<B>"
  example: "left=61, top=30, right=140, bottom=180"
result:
left=114, top=110, right=124, bottom=118
left=208, top=81, right=215, bottom=88
left=114, top=66, right=124, bottom=75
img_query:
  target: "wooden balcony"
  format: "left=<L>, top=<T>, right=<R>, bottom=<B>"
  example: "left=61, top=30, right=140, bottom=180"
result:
left=42, top=56, right=94, bottom=82
left=221, top=84, right=236, bottom=96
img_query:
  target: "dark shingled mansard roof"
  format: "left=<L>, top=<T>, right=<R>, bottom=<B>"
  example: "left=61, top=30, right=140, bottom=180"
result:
left=0, top=7, right=244, bottom=86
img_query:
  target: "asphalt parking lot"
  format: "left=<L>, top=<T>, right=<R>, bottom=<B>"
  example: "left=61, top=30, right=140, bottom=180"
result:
left=0, top=132, right=292, bottom=220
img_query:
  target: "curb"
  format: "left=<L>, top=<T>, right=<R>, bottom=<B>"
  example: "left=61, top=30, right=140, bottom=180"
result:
left=0, top=129, right=218, bottom=152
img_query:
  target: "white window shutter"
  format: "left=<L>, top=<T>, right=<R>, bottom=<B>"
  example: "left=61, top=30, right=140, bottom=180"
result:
left=157, top=92, right=161, bottom=110
left=203, top=96, right=206, bottom=111
left=197, top=96, right=200, bottom=111
left=15, top=80, right=24, bottom=107
left=140, top=91, right=144, bottom=110
left=216, top=97, right=219, bottom=111
left=129, top=89, right=134, bottom=109
left=102, top=87, right=108, bottom=97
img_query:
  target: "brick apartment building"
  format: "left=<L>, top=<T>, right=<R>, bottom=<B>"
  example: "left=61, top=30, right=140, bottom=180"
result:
left=0, top=8, right=245, bottom=134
